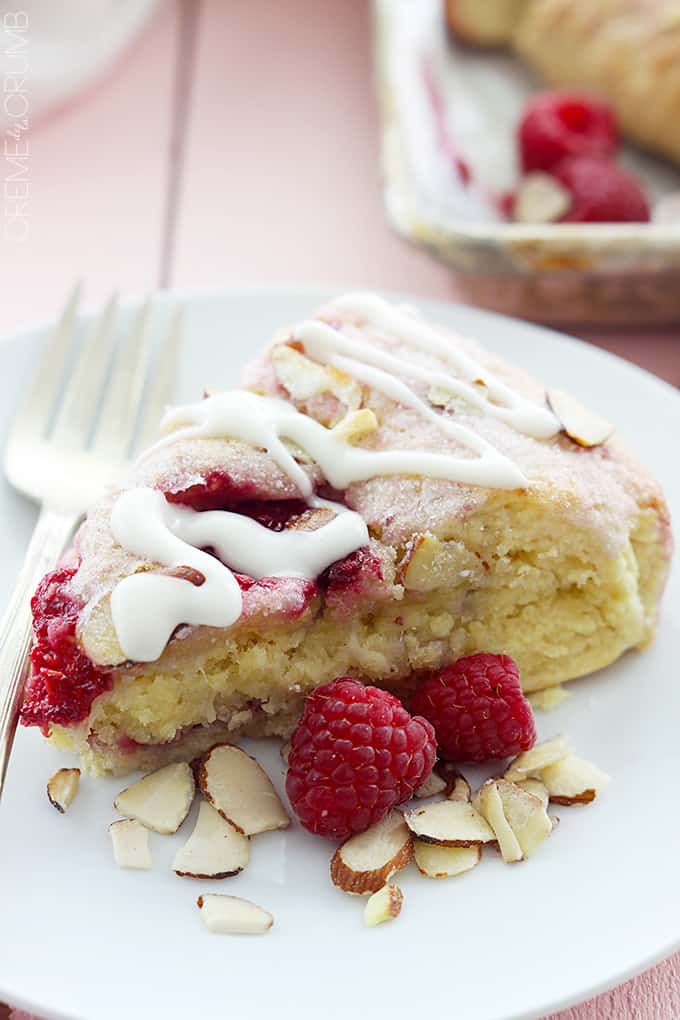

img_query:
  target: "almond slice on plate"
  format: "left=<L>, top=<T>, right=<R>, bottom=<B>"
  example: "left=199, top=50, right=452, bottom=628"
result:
left=504, top=735, right=571, bottom=783
left=330, top=810, right=413, bottom=895
left=495, top=779, right=553, bottom=859
left=198, top=744, right=289, bottom=836
left=477, top=779, right=552, bottom=862
left=515, top=779, right=549, bottom=811
left=546, top=388, right=614, bottom=448
left=47, top=768, right=80, bottom=813
left=109, top=818, right=152, bottom=870
left=446, top=774, right=472, bottom=804
left=364, top=884, right=403, bottom=927
left=173, top=800, right=250, bottom=879
left=477, top=781, right=522, bottom=863
left=404, top=799, right=495, bottom=847
left=114, top=762, right=195, bottom=835
left=197, top=894, right=273, bottom=935
left=541, top=754, right=610, bottom=805
left=414, top=770, right=448, bottom=799
left=414, top=842, right=480, bottom=879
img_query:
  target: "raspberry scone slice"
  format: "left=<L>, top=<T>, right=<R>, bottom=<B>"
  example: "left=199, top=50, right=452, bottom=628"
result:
left=20, top=293, right=672, bottom=775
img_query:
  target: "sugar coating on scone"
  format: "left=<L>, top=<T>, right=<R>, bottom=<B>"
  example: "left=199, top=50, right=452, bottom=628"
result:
left=21, top=293, right=672, bottom=775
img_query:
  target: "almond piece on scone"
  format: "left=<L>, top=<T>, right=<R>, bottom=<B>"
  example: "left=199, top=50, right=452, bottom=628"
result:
left=546, top=388, right=614, bottom=448
left=541, top=754, right=610, bottom=805
left=197, top=894, right=273, bottom=935
left=173, top=800, right=250, bottom=879
left=404, top=799, right=495, bottom=847
left=198, top=744, right=289, bottom=836
left=364, top=884, right=404, bottom=927
left=504, top=735, right=571, bottom=783
left=330, top=810, right=413, bottom=895
left=47, top=768, right=80, bottom=813
left=414, top=842, right=481, bottom=879
left=114, top=762, right=195, bottom=835
left=414, top=770, right=448, bottom=799
left=109, top=818, right=152, bottom=870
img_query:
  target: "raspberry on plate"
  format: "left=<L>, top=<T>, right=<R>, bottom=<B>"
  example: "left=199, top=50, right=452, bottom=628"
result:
left=411, top=653, right=536, bottom=764
left=519, top=90, right=617, bottom=173
left=552, top=155, right=650, bottom=223
left=285, top=677, right=436, bottom=840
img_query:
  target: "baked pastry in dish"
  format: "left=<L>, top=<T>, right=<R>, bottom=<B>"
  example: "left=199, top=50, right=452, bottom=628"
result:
left=21, top=294, right=672, bottom=775
left=445, top=0, right=680, bottom=165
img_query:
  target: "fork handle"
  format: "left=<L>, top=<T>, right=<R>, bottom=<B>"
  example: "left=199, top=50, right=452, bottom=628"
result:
left=0, top=507, right=80, bottom=798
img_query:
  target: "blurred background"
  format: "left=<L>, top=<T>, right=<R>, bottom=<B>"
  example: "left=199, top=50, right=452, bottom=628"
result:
left=0, top=0, right=677, bottom=380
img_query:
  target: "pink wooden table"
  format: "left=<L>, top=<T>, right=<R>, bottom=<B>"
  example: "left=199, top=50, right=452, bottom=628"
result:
left=0, top=3, right=677, bottom=1018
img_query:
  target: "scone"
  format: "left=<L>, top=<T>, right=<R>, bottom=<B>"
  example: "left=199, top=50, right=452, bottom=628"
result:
left=21, top=294, right=672, bottom=775
left=445, top=0, right=680, bottom=165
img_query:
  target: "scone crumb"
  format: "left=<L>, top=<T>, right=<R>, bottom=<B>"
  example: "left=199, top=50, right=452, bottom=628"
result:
left=528, top=686, right=571, bottom=711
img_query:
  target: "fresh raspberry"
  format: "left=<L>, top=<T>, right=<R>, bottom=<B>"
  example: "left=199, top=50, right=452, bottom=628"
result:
left=411, top=653, right=536, bottom=763
left=519, top=91, right=617, bottom=173
left=552, top=156, right=650, bottom=223
left=285, top=677, right=436, bottom=839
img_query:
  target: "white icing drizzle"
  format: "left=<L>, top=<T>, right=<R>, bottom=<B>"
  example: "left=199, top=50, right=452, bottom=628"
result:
left=109, top=292, right=557, bottom=661
left=323, top=292, right=560, bottom=439
left=158, top=389, right=527, bottom=490
left=110, top=487, right=368, bottom=662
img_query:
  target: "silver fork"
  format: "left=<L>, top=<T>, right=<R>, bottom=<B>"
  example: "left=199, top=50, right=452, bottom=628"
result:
left=0, top=288, right=180, bottom=796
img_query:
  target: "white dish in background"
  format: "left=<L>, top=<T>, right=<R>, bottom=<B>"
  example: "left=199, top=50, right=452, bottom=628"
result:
left=374, top=0, right=680, bottom=324
left=0, top=288, right=678, bottom=1020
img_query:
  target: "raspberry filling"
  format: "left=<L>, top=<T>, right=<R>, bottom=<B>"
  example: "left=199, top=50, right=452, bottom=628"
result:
left=21, top=565, right=112, bottom=732
left=22, top=475, right=375, bottom=731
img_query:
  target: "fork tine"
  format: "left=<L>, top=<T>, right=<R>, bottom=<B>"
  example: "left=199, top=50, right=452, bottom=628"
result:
left=9, top=282, right=81, bottom=440
left=92, top=299, right=155, bottom=459
left=133, top=307, right=182, bottom=454
left=51, top=293, right=119, bottom=449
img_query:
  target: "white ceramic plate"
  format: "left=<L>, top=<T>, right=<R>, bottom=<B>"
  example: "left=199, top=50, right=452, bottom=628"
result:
left=0, top=289, right=678, bottom=1020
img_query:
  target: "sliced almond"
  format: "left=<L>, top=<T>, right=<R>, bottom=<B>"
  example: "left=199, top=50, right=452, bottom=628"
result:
left=197, top=894, right=273, bottom=935
left=198, top=744, right=289, bottom=836
left=495, top=779, right=553, bottom=859
left=332, top=408, right=378, bottom=444
left=404, top=799, right=495, bottom=847
left=476, top=780, right=522, bottom=863
left=173, top=800, right=250, bottom=879
left=505, top=735, right=571, bottom=783
left=528, top=686, right=570, bottom=712
left=414, top=770, right=448, bottom=799
left=513, top=172, right=572, bottom=224
left=446, top=774, right=472, bottom=804
left=109, top=818, right=152, bottom=870
left=547, top=388, right=614, bottom=448
left=271, top=343, right=329, bottom=399
left=364, top=884, right=403, bottom=927
left=516, top=779, right=549, bottom=811
left=541, top=754, right=610, bottom=805
left=47, top=768, right=80, bottom=813
left=114, top=762, right=195, bottom=835
left=284, top=507, right=336, bottom=531
left=330, top=810, right=413, bottom=895
left=414, top=842, right=480, bottom=879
